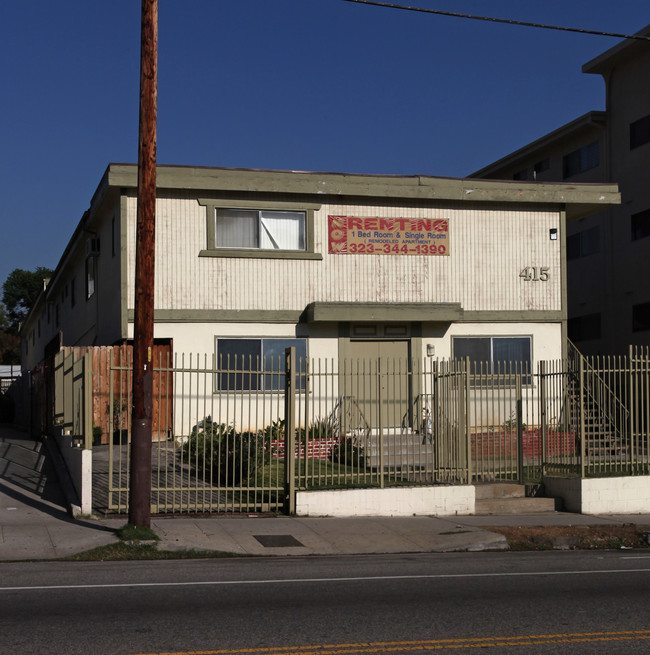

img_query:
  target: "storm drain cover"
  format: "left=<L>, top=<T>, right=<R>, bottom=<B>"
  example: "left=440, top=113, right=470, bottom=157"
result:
left=254, top=534, right=305, bottom=548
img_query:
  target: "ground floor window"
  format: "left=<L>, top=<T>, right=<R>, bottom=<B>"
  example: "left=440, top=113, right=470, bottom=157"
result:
left=452, top=336, right=532, bottom=385
left=216, top=338, right=307, bottom=391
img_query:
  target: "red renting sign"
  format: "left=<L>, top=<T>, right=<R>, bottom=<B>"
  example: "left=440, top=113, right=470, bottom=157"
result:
left=328, top=215, right=449, bottom=255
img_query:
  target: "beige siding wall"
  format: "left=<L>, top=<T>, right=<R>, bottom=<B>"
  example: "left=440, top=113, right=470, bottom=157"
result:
left=126, top=197, right=561, bottom=313
left=22, top=201, right=123, bottom=370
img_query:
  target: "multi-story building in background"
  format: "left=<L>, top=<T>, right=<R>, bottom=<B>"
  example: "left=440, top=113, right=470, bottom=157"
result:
left=472, top=25, right=650, bottom=356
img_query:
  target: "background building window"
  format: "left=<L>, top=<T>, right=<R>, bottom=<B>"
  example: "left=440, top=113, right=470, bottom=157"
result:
left=216, top=338, right=307, bottom=391
left=533, top=158, right=550, bottom=177
left=215, top=209, right=305, bottom=251
left=568, top=313, right=601, bottom=342
left=633, top=302, right=650, bottom=332
left=567, top=226, right=600, bottom=260
left=630, top=114, right=650, bottom=150
left=631, top=209, right=650, bottom=241
left=513, top=169, right=528, bottom=181
left=452, top=336, right=532, bottom=385
left=86, top=256, right=96, bottom=299
left=563, top=141, right=599, bottom=178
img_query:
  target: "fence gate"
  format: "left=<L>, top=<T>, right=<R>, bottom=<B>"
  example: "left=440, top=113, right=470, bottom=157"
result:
left=99, top=349, right=286, bottom=515
left=430, top=358, right=547, bottom=485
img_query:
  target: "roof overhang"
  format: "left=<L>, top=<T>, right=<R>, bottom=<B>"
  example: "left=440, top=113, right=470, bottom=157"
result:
left=583, top=24, right=650, bottom=76
left=106, top=163, right=619, bottom=222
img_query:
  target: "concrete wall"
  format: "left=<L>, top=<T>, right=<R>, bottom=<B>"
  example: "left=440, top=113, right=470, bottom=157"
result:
left=544, top=475, right=650, bottom=514
left=295, top=486, right=475, bottom=517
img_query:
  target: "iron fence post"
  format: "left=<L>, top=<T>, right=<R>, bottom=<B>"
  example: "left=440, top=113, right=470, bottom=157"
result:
left=432, top=359, right=438, bottom=480
left=83, top=352, right=93, bottom=450
left=516, top=374, right=523, bottom=483
left=464, top=356, right=471, bottom=484
left=539, top=360, right=547, bottom=477
left=284, top=347, right=296, bottom=514
left=628, top=344, right=635, bottom=469
left=579, top=355, right=586, bottom=478
left=379, top=357, right=384, bottom=489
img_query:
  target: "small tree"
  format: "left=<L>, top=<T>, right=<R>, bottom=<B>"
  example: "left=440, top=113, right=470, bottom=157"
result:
left=2, top=267, right=53, bottom=334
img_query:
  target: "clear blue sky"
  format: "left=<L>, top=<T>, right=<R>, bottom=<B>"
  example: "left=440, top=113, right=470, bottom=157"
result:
left=1, top=1, right=648, bottom=287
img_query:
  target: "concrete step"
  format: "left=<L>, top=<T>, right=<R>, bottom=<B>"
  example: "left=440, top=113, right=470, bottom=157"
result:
left=475, top=482, right=526, bottom=500
left=475, top=496, right=558, bottom=515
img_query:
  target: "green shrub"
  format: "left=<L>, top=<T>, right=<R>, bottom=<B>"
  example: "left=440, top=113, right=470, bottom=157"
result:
left=306, top=416, right=337, bottom=440
left=262, top=419, right=285, bottom=440
left=183, top=418, right=267, bottom=485
left=330, top=436, right=365, bottom=468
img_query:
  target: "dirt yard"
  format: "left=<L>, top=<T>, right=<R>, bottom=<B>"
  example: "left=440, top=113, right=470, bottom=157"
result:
left=485, top=524, right=650, bottom=550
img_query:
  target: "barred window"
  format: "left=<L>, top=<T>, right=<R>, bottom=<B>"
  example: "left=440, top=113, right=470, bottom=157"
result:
left=216, top=338, right=307, bottom=391
left=453, top=336, right=532, bottom=385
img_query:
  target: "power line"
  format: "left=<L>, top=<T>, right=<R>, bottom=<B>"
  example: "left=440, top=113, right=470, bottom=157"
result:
left=340, top=0, right=650, bottom=42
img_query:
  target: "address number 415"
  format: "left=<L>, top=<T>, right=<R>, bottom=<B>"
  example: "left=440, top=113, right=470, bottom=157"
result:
left=519, top=267, right=549, bottom=282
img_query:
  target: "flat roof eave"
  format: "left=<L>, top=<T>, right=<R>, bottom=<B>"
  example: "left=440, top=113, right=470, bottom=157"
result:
left=106, top=163, right=619, bottom=220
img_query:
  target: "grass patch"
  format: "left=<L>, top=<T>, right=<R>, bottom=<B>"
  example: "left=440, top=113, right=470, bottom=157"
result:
left=117, top=523, right=160, bottom=542
left=61, top=542, right=237, bottom=561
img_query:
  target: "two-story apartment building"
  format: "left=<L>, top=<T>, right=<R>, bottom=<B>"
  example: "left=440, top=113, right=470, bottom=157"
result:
left=472, top=24, right=650, bottom=356
left=22, top=164, right=618, bottom=406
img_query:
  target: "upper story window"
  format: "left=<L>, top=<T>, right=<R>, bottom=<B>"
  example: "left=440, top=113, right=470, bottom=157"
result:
left=567, top=226, right=599, bottom=260
left=630, top=114, right=650, bottom=150
left=568, top=313, right=601, bottom=342
left=633, top=302, right=650, bottom=332
left=563, top=141, right=599, bottom=179
left=216, top=209, right=305, bottom=251
left=199, top=200, right=322, bottom=260
left=631, top=209, right=650, bottom=241
left=533, top=159, right=550, bottom=179
left=513, top=169, right=528, bottom=181
left=86, top=256, right=96, bottom=299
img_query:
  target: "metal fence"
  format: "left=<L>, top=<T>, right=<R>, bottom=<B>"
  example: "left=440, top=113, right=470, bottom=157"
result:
left=82, top=344, right=650, bottom=514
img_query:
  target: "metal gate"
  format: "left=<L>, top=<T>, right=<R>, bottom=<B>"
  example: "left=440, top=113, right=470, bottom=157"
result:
left=100, top=348, right=286, bottom=514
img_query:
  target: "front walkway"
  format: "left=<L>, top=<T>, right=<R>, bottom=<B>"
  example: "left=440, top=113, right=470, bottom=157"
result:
left=0, top=424, right=118, bottom=559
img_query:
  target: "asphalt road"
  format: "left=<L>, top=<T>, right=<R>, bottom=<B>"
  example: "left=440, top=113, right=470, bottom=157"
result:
left=2, top=551, right=650, bottom=654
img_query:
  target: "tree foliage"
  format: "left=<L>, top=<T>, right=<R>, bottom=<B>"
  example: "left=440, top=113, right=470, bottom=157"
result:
left=2, top=267, right=53, bottom=334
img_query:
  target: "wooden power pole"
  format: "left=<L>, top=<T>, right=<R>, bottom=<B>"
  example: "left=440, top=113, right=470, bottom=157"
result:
left=129, top=0, right=158, bottom=528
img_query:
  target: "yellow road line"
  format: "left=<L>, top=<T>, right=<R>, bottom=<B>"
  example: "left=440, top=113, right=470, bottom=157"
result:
left=132, top=629, right=650, bottom=655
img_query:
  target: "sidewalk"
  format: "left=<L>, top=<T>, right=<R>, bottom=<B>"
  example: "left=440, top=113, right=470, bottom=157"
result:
left=2, top=424, right=650, bottom=562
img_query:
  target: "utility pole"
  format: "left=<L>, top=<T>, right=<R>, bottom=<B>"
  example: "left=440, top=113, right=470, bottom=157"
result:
left=129, top=0, right=158, bottom=528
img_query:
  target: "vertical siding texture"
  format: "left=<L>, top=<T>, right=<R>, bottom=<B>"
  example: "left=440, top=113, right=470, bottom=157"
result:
left=127, top=197, right=561, bottom=313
